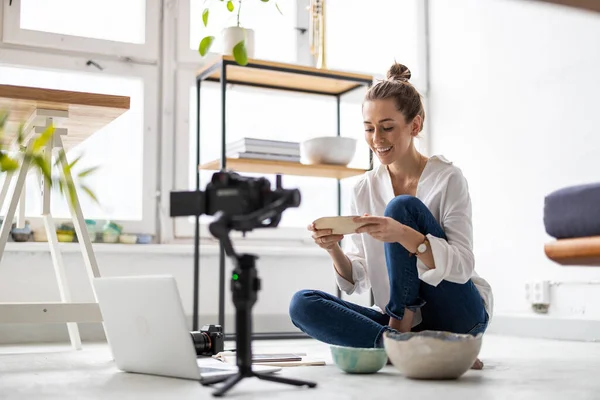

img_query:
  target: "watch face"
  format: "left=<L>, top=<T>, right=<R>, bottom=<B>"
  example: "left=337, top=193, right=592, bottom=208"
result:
left=417, top=243, right=427, bottom=253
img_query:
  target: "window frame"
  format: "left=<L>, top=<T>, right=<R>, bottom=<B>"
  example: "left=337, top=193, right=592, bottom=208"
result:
left=175, top=0, right=197, bottom=64
left=1, top=0, right=160, bottom=62
left=0, top=46, right=159, bottom=234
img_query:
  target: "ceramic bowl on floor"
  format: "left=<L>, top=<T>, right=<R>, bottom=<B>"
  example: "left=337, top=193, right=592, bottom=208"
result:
left=330, top=345, right=388, bottom=374
left=300, top=137, right=357, bottom=166
left=383, top=330, right=482, bottom=380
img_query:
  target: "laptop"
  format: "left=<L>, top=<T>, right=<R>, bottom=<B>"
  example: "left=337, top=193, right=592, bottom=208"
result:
left=93, top=275, right=280, bottom=381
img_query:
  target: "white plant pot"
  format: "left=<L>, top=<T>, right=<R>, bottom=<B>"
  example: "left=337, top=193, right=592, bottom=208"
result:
left=222, top=27, right=254, bottom=59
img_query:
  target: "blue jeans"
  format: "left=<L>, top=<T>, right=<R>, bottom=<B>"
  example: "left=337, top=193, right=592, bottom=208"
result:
left=289, top=195, right=488, bottom=348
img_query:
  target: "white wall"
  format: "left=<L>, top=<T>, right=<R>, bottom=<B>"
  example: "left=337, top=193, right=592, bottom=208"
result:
left=429, top=0, right=600, bottom=319
left=0, top=243, right=371, bottom=343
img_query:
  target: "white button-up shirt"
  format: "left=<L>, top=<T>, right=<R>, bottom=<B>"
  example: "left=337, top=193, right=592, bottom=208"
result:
left=337, top=155, right=493, bottom=326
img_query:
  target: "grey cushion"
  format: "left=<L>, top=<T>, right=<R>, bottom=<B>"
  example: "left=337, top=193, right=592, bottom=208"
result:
left=544, top=182, right=600, bottom=239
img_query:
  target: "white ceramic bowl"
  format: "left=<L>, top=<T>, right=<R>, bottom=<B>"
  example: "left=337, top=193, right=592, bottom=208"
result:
left=383, top=330, right=482, bottom=380
left=300, top=137, right=357, bottom=166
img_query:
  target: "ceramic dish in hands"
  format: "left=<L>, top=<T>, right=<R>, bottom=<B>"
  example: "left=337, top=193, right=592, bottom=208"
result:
left=383, top=330, right=482, bottom=380
left=330, top=345, right=388, bottom=374
left=313, top=216, right=366, bottom=235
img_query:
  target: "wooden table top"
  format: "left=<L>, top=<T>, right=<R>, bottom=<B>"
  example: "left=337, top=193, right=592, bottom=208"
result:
left=0, top=84, right=130, bottom=150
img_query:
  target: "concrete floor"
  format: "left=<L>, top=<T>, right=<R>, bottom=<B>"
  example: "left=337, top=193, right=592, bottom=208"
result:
left=1, top=334, right=599, bottom=400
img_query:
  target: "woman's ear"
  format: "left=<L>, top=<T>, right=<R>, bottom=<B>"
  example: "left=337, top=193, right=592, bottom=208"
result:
left=410, top=115, right=422, bottom=136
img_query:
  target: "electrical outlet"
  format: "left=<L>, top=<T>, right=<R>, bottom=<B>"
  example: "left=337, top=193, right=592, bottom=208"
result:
left=525, top=280, right=551, bottom=305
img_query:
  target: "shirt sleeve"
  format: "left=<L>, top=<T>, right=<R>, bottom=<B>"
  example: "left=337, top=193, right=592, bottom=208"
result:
left=335, top=190, right=370, bottom=295
left=416, top=170, right=475, bottom=286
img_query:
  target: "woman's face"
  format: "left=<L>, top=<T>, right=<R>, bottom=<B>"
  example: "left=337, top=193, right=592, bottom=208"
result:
left=362, top=99, right=420, bottom=165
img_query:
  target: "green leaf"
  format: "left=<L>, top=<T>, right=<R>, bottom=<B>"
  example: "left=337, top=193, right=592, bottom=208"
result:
left=32, top=125, right=55, bottom=152
left=16, top=122, right=25, bottom=146
left=198, top=36, right=215, bottom=56
left=32, top=154, right=52, bottom=183
left=0, top=155, right=19, bottom=172
left=202, top=8, right=209, bottom=27
left=80, top=184, right=99, bottom=205
left=275, top=2, right=283, bottom=15
left=260, top=0, right=269, bottom=2
left=61, top=175, right=77, bottom=207
left=232, top=40, right=248, bottom=66
left=226, top=0, right=234, bottom=11
left=0, top=110, right=8, bottom=130
left=67, top=184, right=77, bottom=207
left=68, top=154, right=83, bottom=169
left=77, top=166, right=99, bottom=178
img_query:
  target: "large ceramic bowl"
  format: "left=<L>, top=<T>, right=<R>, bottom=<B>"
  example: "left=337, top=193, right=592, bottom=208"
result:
left=383, top=330, right=482, bottom=380
left=300, top=137, right=357, bottom=166
left=330, top=345, right=388, bottom=374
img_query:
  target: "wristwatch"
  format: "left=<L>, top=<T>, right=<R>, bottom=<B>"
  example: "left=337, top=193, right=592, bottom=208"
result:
left=415, top=236, right=429, bottom=256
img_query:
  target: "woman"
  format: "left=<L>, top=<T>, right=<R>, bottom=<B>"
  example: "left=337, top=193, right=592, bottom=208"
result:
left=289, top=62, right=492, bottom=369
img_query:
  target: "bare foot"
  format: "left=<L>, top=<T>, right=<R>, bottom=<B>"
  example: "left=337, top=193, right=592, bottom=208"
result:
left=471, top=358, right=484, bottom=370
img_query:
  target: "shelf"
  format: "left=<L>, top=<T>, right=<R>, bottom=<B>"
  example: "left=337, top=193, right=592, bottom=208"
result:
left=199, top=158, right=367, bottom=180
left=196, top=55, right=373, bottom=96
left=544, top=236, right=600, bottom=266
left=537, top=0, right=600, bottom=13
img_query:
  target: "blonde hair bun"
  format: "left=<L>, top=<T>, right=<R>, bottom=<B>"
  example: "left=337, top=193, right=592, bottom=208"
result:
left=386, top=62, right=411, bottom=82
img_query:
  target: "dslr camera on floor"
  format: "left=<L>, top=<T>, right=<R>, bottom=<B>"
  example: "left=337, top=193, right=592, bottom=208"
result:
left=191, top=324, right=224, bottom=356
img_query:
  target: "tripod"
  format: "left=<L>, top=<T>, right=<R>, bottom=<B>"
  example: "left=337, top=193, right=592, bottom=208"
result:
left=201, top=213, right=317, bottom=397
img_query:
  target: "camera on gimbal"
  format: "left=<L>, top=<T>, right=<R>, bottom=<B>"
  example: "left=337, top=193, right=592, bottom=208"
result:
left=170, top=170, right=300, bottom=231
left=190, top=324, right=224, bottom=356
left=170, top=170, right=316, bottom=395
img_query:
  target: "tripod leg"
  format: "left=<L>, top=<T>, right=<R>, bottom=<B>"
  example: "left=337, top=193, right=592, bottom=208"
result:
left=212, top=373, right=244, bottom=397
left=200, top=374, right=231, bottom=387
left=255, top=372, right=317, bottom=388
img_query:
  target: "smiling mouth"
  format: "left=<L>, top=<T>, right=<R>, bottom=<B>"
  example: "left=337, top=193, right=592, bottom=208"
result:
left=375, top=146, right=393, bottom=155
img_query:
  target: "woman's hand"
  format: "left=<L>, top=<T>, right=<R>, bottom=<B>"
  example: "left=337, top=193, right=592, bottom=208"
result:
left=307, top=223, right=344, bottom=251
left=353, top=215, right=406, bottom=243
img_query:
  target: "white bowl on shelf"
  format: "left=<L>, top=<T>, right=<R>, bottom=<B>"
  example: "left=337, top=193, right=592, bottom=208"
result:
left=300, top=137, right=357, bottom=166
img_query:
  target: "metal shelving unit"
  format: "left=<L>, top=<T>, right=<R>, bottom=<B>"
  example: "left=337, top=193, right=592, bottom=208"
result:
left=194, top=55, right=374, bottom=339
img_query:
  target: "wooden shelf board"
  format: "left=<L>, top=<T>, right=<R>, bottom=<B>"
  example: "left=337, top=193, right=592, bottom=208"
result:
left=544, top=236, right=600, bottom=266
left=0, top=84, right=130, bottom=150
left=536, top=0, right=600, bottom=13
left=197, top=56, right=373, bottom=95
left=199, top=158, right=367, bottom=180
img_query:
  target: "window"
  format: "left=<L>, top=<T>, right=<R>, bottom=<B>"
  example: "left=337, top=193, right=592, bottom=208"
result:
left=20, top=0, right=146, bottom=44
left=0, top=50, right=158, bottom=234
left=178, top=0, right=298, bottom=64
left=325, top=0, right=425, bottom=87
left=2, top=0, right=159, bottom=60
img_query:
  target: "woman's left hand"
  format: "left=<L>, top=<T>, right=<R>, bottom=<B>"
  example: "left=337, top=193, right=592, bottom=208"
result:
left=353, top=214, right=406, bottom=243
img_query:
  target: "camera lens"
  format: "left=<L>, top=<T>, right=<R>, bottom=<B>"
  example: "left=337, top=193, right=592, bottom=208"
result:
left=190, top=331, right=212, bottom=355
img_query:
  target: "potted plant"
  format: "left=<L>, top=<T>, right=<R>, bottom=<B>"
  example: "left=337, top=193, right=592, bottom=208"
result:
left=198, top=0, right=283, bottom=66
left=0, top=109, right=99, bottom=211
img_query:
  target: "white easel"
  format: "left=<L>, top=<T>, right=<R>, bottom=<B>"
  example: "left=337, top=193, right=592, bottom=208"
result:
left=0, top=84, right=129, bottom=350
left=0, top=109, right=103, bottom=350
